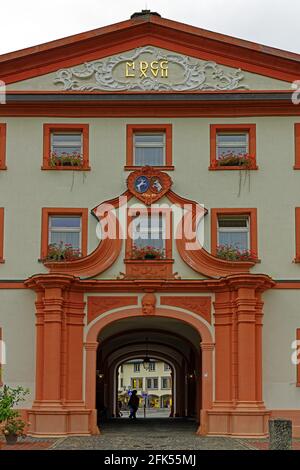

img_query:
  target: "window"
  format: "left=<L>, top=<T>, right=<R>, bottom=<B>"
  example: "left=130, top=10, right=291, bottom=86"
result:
left=217, top=132, right=248, bottom=158
left=42, top=124, right=90, bottom=170
left=131, top=378, right=143, bottom=389
left=164, top=363, right=171, bottom=371
left=295, top=208, right=300, bottom=262
left=210, top=124, right=257, bottom=170
left=41, top=208, right=88, bottom=260
left=133, top=363, right=140, bottom=373
left=0, top=208, right=4, bottom=263
left=0, top=124, right=6, bottom=170
left=217, top=215, right=250, bottom=252
left=146, top=378, right=158, bottom=389
left=126, top=124, right=173, bottom=169
left=148, top=362, right=156, bottom=372
left=51, top=132, right=82, bottom=156
left=161, top=377, right=171, bottom=389
left=127, top=208, right=172, bottom=259
left=134, top=133, right=165, bottom=166
left=49, top=216, right=81, bottom=250
left=120, top=378, right=124, bottom=388
left=133, top=213, right=165, bottom=252
left=211, top=208, right=258, bottom=259
left=294, top=124, right=300, bottom=169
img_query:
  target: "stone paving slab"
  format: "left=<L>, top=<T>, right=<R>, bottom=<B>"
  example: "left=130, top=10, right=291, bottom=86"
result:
left=51, top=419, right=250, bottom=451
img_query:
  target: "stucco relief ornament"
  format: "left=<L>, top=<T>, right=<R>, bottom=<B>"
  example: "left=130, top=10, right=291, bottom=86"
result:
left=127, top=166, right=172, bottom=205
left=54, top=46, right=249, bottom=92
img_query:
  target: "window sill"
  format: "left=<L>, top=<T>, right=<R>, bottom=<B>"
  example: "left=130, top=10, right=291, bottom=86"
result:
left=293, top=166, right=300, bottom=170
left=125, top=258, right=174, bottom=263
left=209, top=165, right=258, bottom=171
left=124, top=165, right=174, bottom=171
left=41, top=165, right=91, bottom=171
left=0, top=259, right=5, bottom=264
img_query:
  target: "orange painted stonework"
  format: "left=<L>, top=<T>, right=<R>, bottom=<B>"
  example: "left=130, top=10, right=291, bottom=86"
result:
left=87, top=296, right=138, bottom=323
left=160, top=296, right=211, bottom=324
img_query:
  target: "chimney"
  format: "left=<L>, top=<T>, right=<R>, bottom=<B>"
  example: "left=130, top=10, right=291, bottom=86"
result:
left=130, top=10, right=161, bottom=19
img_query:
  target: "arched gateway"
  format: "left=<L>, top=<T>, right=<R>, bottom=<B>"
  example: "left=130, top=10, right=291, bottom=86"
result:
left=24, top=167, right=274, bottom=437
left=85, top=306, right=213, bottom=433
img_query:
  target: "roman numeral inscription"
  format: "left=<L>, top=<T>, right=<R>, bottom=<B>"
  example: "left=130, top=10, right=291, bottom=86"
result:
left=125, top=60, right=168, bottom=78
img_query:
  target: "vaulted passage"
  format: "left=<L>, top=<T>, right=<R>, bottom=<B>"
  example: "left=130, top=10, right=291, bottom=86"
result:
left=95, top=316, right=202, bottom=425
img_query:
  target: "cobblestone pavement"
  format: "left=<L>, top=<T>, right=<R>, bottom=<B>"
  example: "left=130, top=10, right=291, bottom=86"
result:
left=52, top=418, right=251, bottom=450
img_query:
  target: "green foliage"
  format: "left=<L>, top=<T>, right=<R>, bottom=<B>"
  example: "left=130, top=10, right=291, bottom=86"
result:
left=0, top=385, right=29, bottom=437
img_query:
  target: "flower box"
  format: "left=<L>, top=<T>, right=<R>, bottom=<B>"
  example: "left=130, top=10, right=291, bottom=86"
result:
left=50, top=151, right=83, bottom=168
left=130, top=245, right=166, bottom=260
left=216, top=245, right=256, bottom=262
left=45, top=242, right=82, bottom=262
left=216, top=152, right=253, bottom=168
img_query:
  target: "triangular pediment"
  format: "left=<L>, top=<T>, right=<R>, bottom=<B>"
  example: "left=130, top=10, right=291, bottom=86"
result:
left=6, top=45, right=292, bottom=92
left=1, top=14, right=299, bottom=90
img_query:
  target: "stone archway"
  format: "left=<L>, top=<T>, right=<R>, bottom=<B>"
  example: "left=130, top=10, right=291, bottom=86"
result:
left=85, top=306, right=214, bottom=434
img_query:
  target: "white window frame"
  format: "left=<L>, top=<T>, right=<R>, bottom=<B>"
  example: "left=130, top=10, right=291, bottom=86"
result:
left=216, top=131, right=249, bottom=159
left=132, top=213, right=166, bottom=249
left=133, top=363, right=140, bottom=373
left=217, top=215, right=250, bottom=250
left=48, top=215, right=82, bottom=249
left=133, top=132, right=166, bottom=166
left=51, top=131, right=83, bottom=155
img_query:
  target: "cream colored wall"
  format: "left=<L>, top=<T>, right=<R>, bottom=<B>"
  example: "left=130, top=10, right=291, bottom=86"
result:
left=0, top=116, right=300, bottom=279
left=0, top=289, right=36, bottom=407
left=6, top=46, right=291, bottom=91
left=263, top=289, right=300, bottom=409
left=118, top=361, right=172, bottom=397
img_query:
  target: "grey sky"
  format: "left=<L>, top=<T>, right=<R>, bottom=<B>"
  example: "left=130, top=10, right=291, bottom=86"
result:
left=1, top=0, right=300, bottom=55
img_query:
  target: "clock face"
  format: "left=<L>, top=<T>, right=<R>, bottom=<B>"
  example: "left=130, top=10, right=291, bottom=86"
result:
left=134, top=176, right=150, bottom=193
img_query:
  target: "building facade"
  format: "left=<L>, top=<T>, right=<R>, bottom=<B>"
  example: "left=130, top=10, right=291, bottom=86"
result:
left=117, top=360, right=172, bottom=409
left=0, top=10, right=300, bottom=437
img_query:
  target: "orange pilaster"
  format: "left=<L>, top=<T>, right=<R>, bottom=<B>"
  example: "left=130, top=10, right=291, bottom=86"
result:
left=64, top=290, right=85, bottom=407
left=25, top=274, right=92, bottom=436
left=198, top=342, right=214, bottom=435
left=214, top=291, right=234, bottom=407
left=84, top=341, right=99, bottom=410
left=235, top=287, right=258, bottom=405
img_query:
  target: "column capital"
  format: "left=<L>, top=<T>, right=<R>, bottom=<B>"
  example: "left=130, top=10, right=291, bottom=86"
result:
left=84, top=341, right=99, bottom=351
left=200, top=342, right=215, bottom=351
left=25, top=273, right=76, bottom=291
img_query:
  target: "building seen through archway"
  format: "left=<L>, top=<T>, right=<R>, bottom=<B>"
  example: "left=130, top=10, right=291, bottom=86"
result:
left=117, top=359, right=173, bottom=417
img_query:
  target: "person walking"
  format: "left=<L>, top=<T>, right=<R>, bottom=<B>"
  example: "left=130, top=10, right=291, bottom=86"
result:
left=128, top=390, right=140, bottom=419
